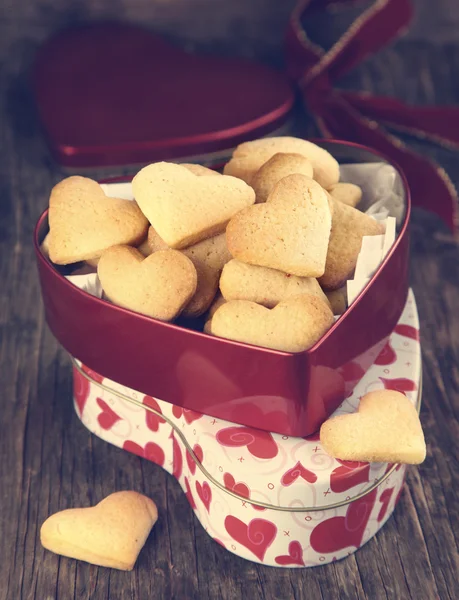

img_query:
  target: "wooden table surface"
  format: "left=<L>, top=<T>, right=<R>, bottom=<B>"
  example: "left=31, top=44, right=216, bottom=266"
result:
left=1, top=29, right=459, bottom=600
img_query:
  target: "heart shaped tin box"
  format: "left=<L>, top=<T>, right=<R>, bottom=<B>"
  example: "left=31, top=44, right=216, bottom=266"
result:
left=34, top=140, right=410, bottom=438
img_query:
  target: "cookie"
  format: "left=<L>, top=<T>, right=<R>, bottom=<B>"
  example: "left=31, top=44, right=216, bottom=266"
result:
left=328, top=182, right=362, bottom=207
left=207, top=293, right=227, bottom=318
left=320, top=390, right=426, bottom=464
left=86, top=235, right=151, bottom=269
left=181, top=163, right=221, bottom=176
left=181, top=234, right=233, bottom=317
left=319, top=198, right=385, bottom=290
left=47, top=176, right=149, bottom=265
left=223, top=136, right=340, bottom=189
left=251, top=152, right=314, bottom=203
left=40, top=491, right=158, bottom=570
left=208, top=294, right=334, bottom=352
left=220, top=259, right=330, bottom=309
left=147, top=226, right=170, bottom=253
left=132, top=162, right=255, bottom=249
left=97, top=246, right=197, bottom=321
left=146, top=229, right=232, bottom=318
left=325, top=287, right=347, bottom=315
left=137, top=236, right=152, bottom=257
left=226, top=174, right=332, bottom=277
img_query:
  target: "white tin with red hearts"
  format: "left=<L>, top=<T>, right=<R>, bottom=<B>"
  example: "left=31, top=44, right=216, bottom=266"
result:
left=72, top=290, right=421, bottom=567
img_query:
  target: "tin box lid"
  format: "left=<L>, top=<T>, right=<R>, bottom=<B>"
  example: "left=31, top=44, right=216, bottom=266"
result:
left=31, top=22, right=295, bottom=169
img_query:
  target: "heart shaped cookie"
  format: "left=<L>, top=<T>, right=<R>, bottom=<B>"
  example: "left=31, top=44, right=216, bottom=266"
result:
left=328, top=182, right=362, bottom=207
left=181, top=233, right=233, bottom=317
left=251, top=152, right=313, bottom=203
left=40, top=491, right=158, bottom=570
left=98, top=246, right=197, bottom=321
left=226, top=174, right=332, bottom=277
left=319, top=198, right=385, bottom=290
left=132, top=162, right=255, bottom=249
left=208, top=294, right=334, bottom=352
left=320, top=390, right=426, bottom=464
left=223, top=137, right=339, bottom=189
left=146, top=228, right=232, bottom=317
left=220, top=259, right=330, bottom=309
left=48, top=176, right=148, bottom=265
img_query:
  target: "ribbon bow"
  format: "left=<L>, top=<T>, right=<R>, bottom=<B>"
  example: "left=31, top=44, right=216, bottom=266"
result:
left=285, top=0, right=459, bottom=232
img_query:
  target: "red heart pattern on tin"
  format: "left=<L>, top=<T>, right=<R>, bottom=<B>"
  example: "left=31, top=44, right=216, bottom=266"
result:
left=195, top=481, right=212, bottom=513
left=330, top=460, right=371, bottom=493
left=225, top=516, right=277, bottom=561
left=216, top=426, right=278, bottom=459
left=73, top=369, right=90, bottom=416
left=143, top=395, right=166, bottom=432
left=96, top=397, right=121, bottom=430
left=310, top=488, right=378, bottom=553
left=379, top=377, right=417, bottom=393
left=275, top=541, right=305, bottom=566
left=123, top=440, right=165, bottom=467
left=186, top=444, right=204, bottom=476
left=281, top=461, right=317, bottom=486
left=374, top=340, right=397, bottom=366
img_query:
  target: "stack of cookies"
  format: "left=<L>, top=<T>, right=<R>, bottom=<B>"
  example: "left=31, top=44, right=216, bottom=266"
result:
left=44, top=136, right=385, bottom=353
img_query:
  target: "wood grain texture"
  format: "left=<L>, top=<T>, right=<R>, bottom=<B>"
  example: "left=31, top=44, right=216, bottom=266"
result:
left=1, top=4, right=459, bottom=598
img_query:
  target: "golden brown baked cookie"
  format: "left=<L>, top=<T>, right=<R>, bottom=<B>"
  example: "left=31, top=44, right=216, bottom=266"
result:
left=328, top=182, right=362, bottom=207
left=223, top=137, right=340, bottom=189
left=40, top=491, right=158, bottom=570
left=132, top=162, right=255, bottom=249
left=226, top=174, right=332, bottom=277
left=319, top=198, right=385, bottom=290
left=208, top=294, right=334, bottom=352
left=98, top=246, right=197, bottom=321
left=320, top=390, right=426, bottom=464
left=251, top=152, right=313, bottom=203
left=181, top=234, right=233, bottom=317
left=325, top=287, right=348, bottom=315
left=220, top=259, right=330, bottom=309
left=47, top=176, right=148, bottom=265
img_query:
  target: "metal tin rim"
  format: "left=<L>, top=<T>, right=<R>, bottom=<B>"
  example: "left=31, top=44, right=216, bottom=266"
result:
left=72, top=357, right=422, bottom=513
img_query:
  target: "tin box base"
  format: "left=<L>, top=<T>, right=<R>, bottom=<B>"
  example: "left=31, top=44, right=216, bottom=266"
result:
left=72, top=290, right=421, bottom=567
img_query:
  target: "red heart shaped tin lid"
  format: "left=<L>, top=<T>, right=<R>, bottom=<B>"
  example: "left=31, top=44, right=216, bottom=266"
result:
left=32, top=23, right=295, bottom=169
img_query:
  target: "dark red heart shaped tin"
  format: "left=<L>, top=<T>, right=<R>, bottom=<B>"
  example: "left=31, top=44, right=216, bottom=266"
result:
left=34, top=140, right=410, bottom=437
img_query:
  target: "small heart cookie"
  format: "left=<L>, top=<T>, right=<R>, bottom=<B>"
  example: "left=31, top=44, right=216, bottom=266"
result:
left=319, top=198, right=385, bottom=290
left=223, top=137, right=340, bottom=189
left=47, top=176, right=149, bottom=265
left=220, top=259, right=330, bottom=309
left=325, top=287, right=348, bottom=315
left=328, top=182, right=362, bottom=207
left=84, top=233, right=151, bottom=269
left=146, top=228, right=232, bottom=317
left=98, top=246, right=197, bottom=321
left=226, top=174, right=332, bottom=277
left=181, top=233, right=233, bottom=317
left=251, top=152, right=313, bottom=203
left=40, top=491, right=158, bottom=570
left=132, top=162, right=255, bottom=249
left=208, top=294, right=334, bottom=352
left=320, top=390, right=426, bottom=464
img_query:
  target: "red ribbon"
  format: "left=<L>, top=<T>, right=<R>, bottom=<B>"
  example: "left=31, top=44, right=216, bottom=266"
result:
left=285, top=0, right=459, bottom=232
